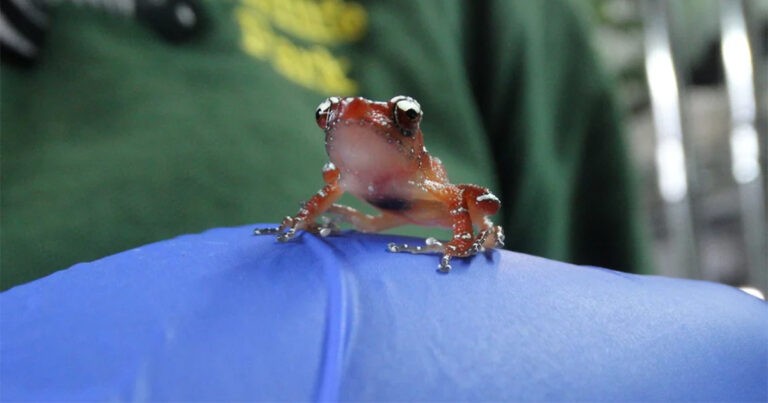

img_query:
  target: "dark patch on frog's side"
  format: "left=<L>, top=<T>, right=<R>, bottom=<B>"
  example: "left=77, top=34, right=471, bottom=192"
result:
left=367, top=197, right=412, bottom=211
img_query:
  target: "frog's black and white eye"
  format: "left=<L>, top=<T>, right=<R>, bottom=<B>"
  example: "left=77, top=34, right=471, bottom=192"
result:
left=391, top=95, right=422, bottom=136
left=315, top=97, right=341, bottom=129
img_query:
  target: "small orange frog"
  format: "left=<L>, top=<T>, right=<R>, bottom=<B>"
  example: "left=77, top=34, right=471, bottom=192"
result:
left=254, top=96, right=504, bottom=272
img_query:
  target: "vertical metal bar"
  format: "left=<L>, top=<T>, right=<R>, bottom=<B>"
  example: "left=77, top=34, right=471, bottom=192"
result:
left=720, top=0, right=767, bottom=291
left=642, top=0, right=700, bottom=278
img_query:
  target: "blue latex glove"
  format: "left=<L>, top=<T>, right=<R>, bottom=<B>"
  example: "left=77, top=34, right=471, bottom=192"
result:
left=2, top=225, right=766, bottom=401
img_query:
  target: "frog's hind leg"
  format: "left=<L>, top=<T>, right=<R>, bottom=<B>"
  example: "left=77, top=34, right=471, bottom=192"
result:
left=326, top=203, right=452, bottom=266
left=325, top=204, right=407, bottom=233
left=385, top=186, right=477, bottom=273
left=460, top=184, right=504, bottom=251
left=386, top=187, right=474, bottom=273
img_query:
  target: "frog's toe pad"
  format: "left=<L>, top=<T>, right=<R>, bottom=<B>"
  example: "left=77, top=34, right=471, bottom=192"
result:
left=437, top=255, right=452, bottom=273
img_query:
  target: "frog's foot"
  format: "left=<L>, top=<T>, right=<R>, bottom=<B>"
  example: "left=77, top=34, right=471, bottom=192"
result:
left=473, top=225, right=505, bottom=251
left=387, top=238, right=456, bottom=273
left=493, top=225, right=505, bottom=247
left=314, top=216, right=342, bottom=237
left=254, top=216, right=342, bottom=241
left=253, top=216, right=303, bottom=242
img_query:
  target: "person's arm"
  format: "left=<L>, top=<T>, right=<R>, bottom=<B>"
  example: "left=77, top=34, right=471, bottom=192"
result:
left=465, top=0, right=649, bottom=273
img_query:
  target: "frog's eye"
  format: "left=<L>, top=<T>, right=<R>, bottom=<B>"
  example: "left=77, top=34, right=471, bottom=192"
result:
left=315, top=97, right=340, bottom=129
left=391, top=96, right=422, bottom=137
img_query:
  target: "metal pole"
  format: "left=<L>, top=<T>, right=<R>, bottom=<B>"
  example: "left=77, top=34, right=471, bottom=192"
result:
left=720, top=0, right=767, bottom=292
left=642, top=0, right=700, bottom=278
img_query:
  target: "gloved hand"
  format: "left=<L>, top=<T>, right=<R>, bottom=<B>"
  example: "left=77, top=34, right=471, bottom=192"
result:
left=2, top=225, right=766, bottom=401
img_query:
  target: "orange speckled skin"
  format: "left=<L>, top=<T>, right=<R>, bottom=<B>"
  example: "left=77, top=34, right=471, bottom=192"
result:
left=257, top=96, right=504, bottom=271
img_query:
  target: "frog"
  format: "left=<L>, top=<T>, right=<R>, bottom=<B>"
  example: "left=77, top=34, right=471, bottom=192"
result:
left=254, top=95, right=504, bottom=273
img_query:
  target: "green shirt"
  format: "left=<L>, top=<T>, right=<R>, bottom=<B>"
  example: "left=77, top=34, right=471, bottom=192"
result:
left=1, top=0, right=648, bottom=289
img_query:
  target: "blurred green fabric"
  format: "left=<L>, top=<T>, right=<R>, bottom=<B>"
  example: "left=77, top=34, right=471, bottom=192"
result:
left=0, top=0, right=648, bottom=289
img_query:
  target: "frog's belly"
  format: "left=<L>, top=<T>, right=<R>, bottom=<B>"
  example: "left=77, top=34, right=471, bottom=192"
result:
left=348, top=188, right=451, bottom=228
left=390, top=198, right=452, bottom=227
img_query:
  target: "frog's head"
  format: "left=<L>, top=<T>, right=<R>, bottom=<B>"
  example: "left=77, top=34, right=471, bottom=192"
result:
left=316, top=96, right=427, bottom=175
left=315, top=95, right=423, bottom=138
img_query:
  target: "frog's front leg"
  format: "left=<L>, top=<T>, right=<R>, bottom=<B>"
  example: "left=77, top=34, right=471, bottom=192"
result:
left=254, top=163, right=343, bottom=241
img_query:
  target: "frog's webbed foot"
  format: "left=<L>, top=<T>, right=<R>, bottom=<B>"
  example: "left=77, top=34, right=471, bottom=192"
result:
left=387, top=238, right=455, bottom=273
left=386, top=226, right=505, bottom=274
left=387, top=237, right=445, bottom=254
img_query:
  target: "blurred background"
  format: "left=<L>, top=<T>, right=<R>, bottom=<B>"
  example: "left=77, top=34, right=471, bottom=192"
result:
left=588, top=0, right=766, bottom=296
left=1, top=0, right=765, bottom=296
